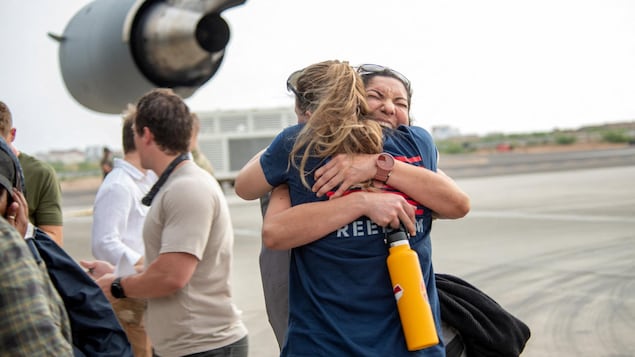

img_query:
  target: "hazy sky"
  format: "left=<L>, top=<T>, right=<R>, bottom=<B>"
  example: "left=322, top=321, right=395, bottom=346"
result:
left=2, top=0, right=635, bottom=154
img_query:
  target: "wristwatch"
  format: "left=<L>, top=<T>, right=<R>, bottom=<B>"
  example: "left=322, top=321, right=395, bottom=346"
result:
left=374, top=153, right=395, bottom=183
left=111, top=277, right=127, bottom=299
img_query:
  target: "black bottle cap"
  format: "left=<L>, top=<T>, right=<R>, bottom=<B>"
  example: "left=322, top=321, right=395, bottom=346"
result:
left=386, top=226, right=409, bottom=245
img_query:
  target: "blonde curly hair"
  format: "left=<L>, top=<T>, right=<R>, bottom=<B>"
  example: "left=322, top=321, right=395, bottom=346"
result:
left=288, top=60, right=384, bottom=188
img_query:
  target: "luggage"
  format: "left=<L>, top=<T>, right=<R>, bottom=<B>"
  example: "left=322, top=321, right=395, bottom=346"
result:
left=26, top=229, right=133, bottom=357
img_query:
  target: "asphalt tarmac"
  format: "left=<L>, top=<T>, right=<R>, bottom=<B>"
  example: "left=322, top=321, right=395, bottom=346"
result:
left=61, top=149, right=635, bottom=357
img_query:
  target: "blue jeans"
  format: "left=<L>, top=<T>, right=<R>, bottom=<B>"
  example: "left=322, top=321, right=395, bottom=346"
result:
left=154, top=336, right=249, bottom=357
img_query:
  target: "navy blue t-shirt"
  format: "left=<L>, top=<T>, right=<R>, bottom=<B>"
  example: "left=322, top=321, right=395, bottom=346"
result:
left=261, top=124, right=445, bottom=357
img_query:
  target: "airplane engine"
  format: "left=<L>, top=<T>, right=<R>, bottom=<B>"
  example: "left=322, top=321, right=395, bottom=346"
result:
left=51, top=0, right=246, bottom=114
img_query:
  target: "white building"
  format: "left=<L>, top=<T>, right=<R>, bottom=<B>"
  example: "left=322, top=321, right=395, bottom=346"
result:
left=196, top=106, right=296, bottom=183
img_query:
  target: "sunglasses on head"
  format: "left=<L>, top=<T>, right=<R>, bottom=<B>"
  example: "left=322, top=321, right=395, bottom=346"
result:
left=356, top=64, right=411, bottom=93
left=286, top=69, right=310, bottom=107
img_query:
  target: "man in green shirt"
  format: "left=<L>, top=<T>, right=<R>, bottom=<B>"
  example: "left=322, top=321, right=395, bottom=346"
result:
left=0, top=101, right=64, bottom=245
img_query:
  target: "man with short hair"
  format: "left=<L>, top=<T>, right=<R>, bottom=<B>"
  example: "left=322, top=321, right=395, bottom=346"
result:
left=91, top=104, right=156, bottom=357
left=89, top=88, right=248, bottom=357
left=0, top=100, right=64, bottom=246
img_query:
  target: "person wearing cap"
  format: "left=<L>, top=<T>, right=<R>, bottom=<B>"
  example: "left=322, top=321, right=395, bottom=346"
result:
left=0, top=101, right=64, bottom=246
left=0, top=137, right=74, bottom=356
left=0, top=138, right=30, bottom=237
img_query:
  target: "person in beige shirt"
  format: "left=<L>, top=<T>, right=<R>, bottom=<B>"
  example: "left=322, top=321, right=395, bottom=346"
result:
left=82, top=88, right=248, bottom=357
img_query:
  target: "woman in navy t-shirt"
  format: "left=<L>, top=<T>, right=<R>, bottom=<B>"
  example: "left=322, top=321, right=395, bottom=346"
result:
left=236, top=61, right=470, bottom=356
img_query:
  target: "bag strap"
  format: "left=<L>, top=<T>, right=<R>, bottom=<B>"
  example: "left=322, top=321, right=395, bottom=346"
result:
left=25, top=237, right=43, bottom=265
left=142, top=153, right=189, bottom=206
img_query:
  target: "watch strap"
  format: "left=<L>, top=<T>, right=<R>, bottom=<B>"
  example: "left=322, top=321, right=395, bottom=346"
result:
left=111, top=277, right=127, bottom=299
left=375, top=168, right=390, bottom=183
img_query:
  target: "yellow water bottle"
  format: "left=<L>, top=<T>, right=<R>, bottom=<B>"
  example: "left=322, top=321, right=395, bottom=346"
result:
left=386, top=227, right=439, bottom=351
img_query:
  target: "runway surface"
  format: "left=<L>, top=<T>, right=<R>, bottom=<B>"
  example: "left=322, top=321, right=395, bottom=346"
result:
left=61, top=149, right=635, bottom=357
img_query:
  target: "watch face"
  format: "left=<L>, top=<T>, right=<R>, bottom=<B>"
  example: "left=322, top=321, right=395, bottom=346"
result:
left=375, top=153, right=395, bottom=183
left=378, top=153, right=395, bottom=170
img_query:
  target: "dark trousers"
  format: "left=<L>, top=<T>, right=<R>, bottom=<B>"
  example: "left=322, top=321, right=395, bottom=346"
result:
left=154, top=336, right=248, bottom=357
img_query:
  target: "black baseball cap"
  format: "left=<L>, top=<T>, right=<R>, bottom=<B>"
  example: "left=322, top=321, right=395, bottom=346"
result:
left=0, top=137, right=21, bottom=194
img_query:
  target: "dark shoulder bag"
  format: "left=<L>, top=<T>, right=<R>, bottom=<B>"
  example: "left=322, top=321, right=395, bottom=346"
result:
left=436, top=273, right=531, bottom=357
left=26, top=229, right=133, bottom=357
